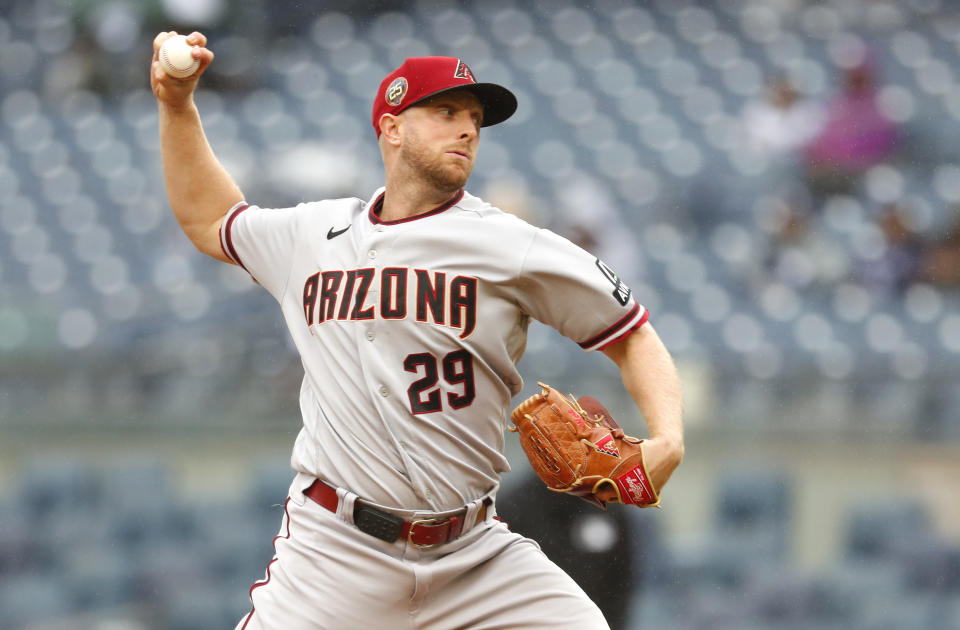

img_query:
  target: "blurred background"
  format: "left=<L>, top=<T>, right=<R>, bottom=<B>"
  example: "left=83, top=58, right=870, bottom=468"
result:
left=2, top=0, right=960, bottom=628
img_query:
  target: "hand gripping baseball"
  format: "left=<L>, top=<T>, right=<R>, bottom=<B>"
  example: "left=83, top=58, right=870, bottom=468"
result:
left=509, top=383, right=660, bottom=509
left=150, top=31, right=214, bottom=106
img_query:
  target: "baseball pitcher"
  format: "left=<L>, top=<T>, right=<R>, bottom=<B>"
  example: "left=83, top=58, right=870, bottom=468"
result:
left=150, top=29, right=684, bottom=630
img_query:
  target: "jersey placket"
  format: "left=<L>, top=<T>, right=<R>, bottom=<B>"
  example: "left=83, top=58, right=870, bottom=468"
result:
left=353, top=220, right=432, bottom=504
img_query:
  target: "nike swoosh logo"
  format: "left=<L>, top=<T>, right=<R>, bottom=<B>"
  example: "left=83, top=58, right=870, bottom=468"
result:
left=327, top=225, right=351, bottom=240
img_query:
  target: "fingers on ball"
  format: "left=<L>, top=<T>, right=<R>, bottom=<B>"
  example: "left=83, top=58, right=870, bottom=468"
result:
left=153, top=30, right=178, bottom=51
left=186, top=31, right=207, bottom=47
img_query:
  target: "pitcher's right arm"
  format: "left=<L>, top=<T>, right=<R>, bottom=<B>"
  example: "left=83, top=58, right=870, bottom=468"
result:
left=151, top=31, right=243, bottom=263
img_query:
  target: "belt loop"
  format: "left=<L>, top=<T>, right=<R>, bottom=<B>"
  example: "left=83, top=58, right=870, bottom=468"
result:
left=461, top=495, right=491, bottom=532
left=337, top=488, right=358, bottom=525
left=461, top=500, right=481, bottom=532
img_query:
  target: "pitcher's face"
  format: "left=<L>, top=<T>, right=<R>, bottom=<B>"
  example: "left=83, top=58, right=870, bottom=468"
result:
left=398, top=90, right=483, bottom=191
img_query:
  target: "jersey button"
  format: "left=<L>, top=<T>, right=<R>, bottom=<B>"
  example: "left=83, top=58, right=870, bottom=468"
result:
left=368, top=249, right=377, bottom=259
left=365, top=331, right=375, bottom=341
left=379, top=386, right=390, bottom=398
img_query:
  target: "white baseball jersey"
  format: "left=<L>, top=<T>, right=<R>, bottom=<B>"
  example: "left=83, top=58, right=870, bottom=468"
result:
left=219, top=187, right=647, bottom=512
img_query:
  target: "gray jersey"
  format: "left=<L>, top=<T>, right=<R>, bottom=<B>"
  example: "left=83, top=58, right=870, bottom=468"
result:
left=220, top=188, right=647, bottom=511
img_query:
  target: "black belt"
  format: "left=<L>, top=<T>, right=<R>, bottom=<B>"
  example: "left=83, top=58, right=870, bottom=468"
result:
left=304, top=479, right=491, bottom=548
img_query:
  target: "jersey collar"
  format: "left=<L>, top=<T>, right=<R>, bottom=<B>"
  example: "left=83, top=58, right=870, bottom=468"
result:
left=367, top=189, right=465, bottom=225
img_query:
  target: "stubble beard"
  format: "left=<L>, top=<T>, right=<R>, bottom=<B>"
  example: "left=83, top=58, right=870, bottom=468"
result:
left=400, top=129, right=472, bottom=194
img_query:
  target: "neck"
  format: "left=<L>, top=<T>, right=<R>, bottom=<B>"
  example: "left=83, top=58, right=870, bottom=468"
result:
left=380, top=168, right=462, bottom=222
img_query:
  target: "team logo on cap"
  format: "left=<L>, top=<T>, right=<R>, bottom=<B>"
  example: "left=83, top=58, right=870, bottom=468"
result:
left=454, top=59, right=475, bottom=82
left=385, top=77, right=408, bottom=107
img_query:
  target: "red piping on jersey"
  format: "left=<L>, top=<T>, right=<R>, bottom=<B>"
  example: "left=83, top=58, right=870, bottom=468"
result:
left=367, top=189, right=464, bottom=225
left=595, top=309, right=650, bottom=351
left=239, top=608, right=255, bottom=629
left=221, top=203, right=251, bottom=272
left=579, top=303, right=647, bottom=350
left=242, top=497, right=293, bottom=628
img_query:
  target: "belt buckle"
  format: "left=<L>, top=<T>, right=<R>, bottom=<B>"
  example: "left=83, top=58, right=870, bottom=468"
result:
left=354, top=504, right=404, bottom=543
left=407, top=517, right=447, bottom=549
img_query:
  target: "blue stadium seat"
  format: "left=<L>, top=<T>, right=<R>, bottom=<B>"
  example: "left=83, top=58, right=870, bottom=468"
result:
left=844, top=500, right=932, bottom=562
left=0, top=572, right=74, bottom=628
left=15, top=458, right=101, bottom=522
left=714, top=469, right=792, bottom=562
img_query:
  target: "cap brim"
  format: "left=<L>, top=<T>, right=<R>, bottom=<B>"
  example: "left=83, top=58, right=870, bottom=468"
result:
left=408, top=83, right=518, bottom=128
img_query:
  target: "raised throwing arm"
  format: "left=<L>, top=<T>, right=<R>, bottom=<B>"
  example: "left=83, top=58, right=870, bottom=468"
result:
left=151, top=31, right=244, bottom=263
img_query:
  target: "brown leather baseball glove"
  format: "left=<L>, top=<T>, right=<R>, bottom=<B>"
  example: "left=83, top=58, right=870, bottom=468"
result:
left=508, top=382, right=660, bottom=509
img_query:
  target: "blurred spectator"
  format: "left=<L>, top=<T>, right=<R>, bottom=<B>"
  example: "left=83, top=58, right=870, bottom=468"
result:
left=920, top=212, right=960, bottom=288
left=482, top=175, right=545, bottom=226
left=859, top=203, right=924, bottom=296
left=759, top=198, right=849, bottom=291
left=551, top=174, right=642, bottom=287
left=741, top=76, right=824, bottom=161
left=803, top=58, right=900, bottom=199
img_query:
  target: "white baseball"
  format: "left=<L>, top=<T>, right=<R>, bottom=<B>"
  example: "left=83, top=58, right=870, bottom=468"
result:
left=158, top=34, right=200, bottom=79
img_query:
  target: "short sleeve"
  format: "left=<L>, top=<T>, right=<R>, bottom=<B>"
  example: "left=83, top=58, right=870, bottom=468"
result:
left=219, top=201, right=300, bottom=299
left=517, top=228, right=648, bottom=352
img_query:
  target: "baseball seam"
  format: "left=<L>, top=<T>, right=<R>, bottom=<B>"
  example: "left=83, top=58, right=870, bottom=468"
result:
left=160, top=40, right=198, bottom=74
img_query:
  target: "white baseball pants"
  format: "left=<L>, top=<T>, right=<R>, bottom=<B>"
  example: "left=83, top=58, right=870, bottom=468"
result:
left=234, top=476, right=610, bottom=630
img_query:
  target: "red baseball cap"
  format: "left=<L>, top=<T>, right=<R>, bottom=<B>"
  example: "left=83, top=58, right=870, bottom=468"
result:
left=372, top=56, right=517, bottom=136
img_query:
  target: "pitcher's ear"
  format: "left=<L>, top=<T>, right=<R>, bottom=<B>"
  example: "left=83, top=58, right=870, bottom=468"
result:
left=379, top=113, right=402, bottom=145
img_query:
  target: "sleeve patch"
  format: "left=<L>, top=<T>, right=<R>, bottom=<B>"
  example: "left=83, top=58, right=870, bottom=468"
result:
left=595, top=258, right=631, bottom=306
